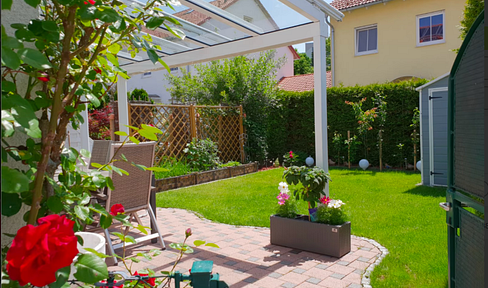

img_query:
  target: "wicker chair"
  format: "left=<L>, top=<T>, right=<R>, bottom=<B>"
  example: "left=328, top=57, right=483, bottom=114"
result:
left=89, top=140, right=112, bottom=169
left=103, top=141, right=165, bottom=264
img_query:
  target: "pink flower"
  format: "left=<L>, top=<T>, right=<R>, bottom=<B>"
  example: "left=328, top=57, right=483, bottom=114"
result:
left=84, top=0, right=96, bottom=4
left=185, top=228, right=192, bottom=238
left=277, top=192, right=290, bottom=205
left=278, top=200, right=286, bottom=205
left=319, top=196, right=331, bottom=205
left=289, top=151, right=293, bottom=158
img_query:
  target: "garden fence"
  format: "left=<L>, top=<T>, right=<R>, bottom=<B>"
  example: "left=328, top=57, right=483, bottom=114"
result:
left=128, top=104, right=245, bottom=166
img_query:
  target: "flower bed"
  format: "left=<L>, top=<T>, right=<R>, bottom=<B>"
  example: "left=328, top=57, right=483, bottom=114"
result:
left=155, top=162, right=258, bottom=192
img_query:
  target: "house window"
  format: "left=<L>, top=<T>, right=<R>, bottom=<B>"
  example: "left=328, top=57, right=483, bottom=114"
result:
left=142, top=72, right=152, bottom=78
left=355, top=25, right=377, bottom=56
left=170, top=67, right=178, bottom=72
left=417, top=11, right=444, bottom=46
left=243, top=15, right=253, bottom=23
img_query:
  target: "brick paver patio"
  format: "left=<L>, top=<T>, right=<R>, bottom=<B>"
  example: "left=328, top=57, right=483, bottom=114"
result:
left=106, top=208, right=386, bottom=288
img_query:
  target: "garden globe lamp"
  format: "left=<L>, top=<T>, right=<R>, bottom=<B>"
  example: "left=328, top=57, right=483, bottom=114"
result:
left=359, top=159, right=369, bottom=170
left=306, top=156, right=314, bottom=167
left=416, top=160, right=422, bottom=172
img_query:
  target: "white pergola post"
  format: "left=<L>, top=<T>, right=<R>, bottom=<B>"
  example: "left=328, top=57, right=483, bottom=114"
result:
left=313, top=19, right=329, bottom=196
left=117, top=75, right=130, bottom=135
left=79, top=96, right=91, bottom=152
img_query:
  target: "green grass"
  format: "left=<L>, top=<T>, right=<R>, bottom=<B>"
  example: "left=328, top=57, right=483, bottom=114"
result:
left=156, top=167, right=447, bottom=288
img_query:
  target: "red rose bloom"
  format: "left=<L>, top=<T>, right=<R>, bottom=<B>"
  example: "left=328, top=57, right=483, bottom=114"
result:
left=134, top=271, right=156, bottom=287
left=94, top=67, right=102, bottom=74
left=110, top=204, right=125, bottom=216
left=6, top=215, right=79, bottom=287
left=38, top=76, right=49, bottom=82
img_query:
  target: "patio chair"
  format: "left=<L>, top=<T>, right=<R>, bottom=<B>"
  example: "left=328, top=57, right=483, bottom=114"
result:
left=89, top=140, right=112, bottom=169
left=103, top=141, right=165, bottom=264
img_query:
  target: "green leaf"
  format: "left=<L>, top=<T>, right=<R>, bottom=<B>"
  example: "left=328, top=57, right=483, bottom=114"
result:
left=47, top=196, right=64, bottom=213
left=193, top=240, right=205, bottom=247
left=74, top=254, right=108, bottom=284
left=99, top=214, right=113, bottom=229
left=97, top=7, right=121, bottom=23
left=1, top=192, right=22, bottom=217
left=80, top=149, right=91, bottom=159
left=1, top=166, right=30, bottom=193
left=146, top=17, right=165, bottom=29
left=129, top=136, right=140, bottom=144
left=17, top=48, right=52, bottom=69
left=114, top=131, right=128, bottom=136
left=2, top=36, right=23, bottom=49
left=147, top=49, right=159, bottom=64
left=157, top=58, right=171, bottom=73
left=48, top=266, right=70, bottom=288
left=78, top=5, right=97, bottom=21
left=105, top=53, right=119, bottom=67
left=144, top=167, right=169, bottom=172
left=125, top=235, right=136, bottom=244
left=135, top=225, right=150, bottom=235
left=24, top=0, right=41, bottom=8
left=82, top=248, right=110, bottom=258
left=85, top=92, right=100, bottom=108
left=204, top=243, right=220, bottom=248
left=41, top=21, right=58, bottom=32
left=1, top=47, right=20, bottom=70
left=74, top=206, right=90, bottom=221
left=2, top=0, right=12, bottom=10
left=107, top=43, right=121, bottom=54
left=106, top=177, right=115, bottom=190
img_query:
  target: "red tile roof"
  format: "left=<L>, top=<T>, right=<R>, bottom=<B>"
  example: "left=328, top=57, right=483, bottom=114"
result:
left=330, top=0, right=383, bottom=10
left=277, top=71, right=332, bottom=92
left=174, top=0, right=239, bottom=26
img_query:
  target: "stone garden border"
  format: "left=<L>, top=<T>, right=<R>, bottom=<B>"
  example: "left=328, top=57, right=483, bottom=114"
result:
left=154, top=162, right=258, bottom=192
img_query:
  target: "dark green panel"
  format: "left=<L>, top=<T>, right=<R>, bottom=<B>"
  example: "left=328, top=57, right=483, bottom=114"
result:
left=455, top=208, right=484, bottom=288
left=453, top=19, right=485, bottom=198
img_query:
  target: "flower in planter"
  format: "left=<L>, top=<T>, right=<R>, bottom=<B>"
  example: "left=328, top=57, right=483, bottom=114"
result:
left=316, top=199, right=347, bottom=225
left=319, top=196, right=331, bottom=205
left=275, top=182, right=298, bottom=218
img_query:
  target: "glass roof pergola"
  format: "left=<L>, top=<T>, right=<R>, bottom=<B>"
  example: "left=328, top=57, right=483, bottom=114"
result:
left=115, top=0, right=343, bottom=194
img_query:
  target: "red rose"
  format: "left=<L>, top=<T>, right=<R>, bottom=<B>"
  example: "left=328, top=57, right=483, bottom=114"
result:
left=94, top=67, right=102, bottom=74
left=134, top=271, right=155, bottom=287
left=110, top=204, right=125, bottom=216
left=6, top=215, right=79, bottom=287
left=101, top=280, right=124, bottom=288
left=185, top=228, right=192, bottom=238
left=38, top=76, right=49, bottom=82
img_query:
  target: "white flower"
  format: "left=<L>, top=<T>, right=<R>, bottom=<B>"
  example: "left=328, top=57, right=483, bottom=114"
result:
left=328, top=199, right=344, bottom=209
left=278, top=182, right=288, bottom=192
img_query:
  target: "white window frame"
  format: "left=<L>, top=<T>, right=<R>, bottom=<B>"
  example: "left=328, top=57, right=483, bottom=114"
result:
left=354, top=24, right=378, bottom=56
left=416, top=11, right=445, bottom=47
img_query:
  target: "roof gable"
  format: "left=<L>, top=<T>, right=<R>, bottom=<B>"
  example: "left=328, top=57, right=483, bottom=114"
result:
left=330, top=0, right=383, bottom=11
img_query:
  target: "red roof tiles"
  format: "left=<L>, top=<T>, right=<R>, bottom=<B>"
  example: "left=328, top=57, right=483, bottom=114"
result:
left=174, top=0, right=239, bottom=25
left=330, top=0, right=383, bottom=10
left=277, top=71, right=332, bottom=92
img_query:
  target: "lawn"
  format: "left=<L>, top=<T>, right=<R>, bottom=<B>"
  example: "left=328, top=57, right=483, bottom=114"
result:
left=156, top=167, right=447, bottom=288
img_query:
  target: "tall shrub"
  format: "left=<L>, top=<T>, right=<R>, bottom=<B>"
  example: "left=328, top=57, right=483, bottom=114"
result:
left=268, top=80, right=427, bottom=167
left=166, top=51, right=284, bottom=162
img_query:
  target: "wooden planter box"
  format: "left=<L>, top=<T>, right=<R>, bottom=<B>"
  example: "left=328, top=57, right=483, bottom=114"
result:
left=270, top=215, right=351, bottom=258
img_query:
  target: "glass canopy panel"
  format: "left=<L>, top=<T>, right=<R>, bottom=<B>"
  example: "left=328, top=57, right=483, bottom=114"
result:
left=124, top=0, right=250, bottom=46
left=195, top=0, right=312, bottom=33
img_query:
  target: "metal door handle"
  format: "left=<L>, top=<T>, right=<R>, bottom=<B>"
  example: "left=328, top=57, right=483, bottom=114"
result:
left=439, top=202, right=451, bottom=212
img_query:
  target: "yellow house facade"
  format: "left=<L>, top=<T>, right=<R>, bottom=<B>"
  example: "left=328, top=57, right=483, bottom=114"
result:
left=330, top=0, right=465, bottom=87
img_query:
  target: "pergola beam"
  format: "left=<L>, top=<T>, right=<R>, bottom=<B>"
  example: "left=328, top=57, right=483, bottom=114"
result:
left=124, top=22, right=319, bottom=75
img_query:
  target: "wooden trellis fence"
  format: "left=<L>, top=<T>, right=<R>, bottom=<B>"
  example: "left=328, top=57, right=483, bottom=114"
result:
left=128, top=104, right=245, bottom=166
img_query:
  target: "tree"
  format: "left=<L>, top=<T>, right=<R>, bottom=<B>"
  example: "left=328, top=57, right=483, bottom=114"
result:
left=294, top=52, right=314, bottom=75
left=460, top=0, right=484, bottom=40
left=166, top=51, right=284, bottom=162
left=294, top=38, right=330, bottom=75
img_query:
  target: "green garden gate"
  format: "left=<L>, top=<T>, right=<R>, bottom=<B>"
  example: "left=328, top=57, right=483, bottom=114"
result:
left=443, top=11, right=484, bottom=288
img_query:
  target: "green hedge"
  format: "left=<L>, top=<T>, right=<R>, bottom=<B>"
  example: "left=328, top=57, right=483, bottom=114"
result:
left=267, top=80, right=428, bottom=167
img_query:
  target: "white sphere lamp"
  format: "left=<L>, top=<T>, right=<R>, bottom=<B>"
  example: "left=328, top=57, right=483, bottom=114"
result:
left=305, top=156, right=314, bottom=167
left=359, top=159, right=369, bottom=170
left=416, top=160, right=422, bottom=172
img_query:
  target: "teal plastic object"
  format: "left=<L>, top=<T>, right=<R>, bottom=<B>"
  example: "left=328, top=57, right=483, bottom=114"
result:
left=173, top=260, right=229, bottom=288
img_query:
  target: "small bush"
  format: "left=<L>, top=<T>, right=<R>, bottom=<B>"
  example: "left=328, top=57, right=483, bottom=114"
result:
left=275, top=198, right=298, bottom=218
left=218, top=161, right=241, bottom=168
left=154, top=158, right=196, bottom=179
left=184, top=138, right=220, bottom=171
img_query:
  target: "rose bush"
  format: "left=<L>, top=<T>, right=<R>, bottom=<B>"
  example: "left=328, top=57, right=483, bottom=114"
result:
left=5, top=214, right=79, bottom=287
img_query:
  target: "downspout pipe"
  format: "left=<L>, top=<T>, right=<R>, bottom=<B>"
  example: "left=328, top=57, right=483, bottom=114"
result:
left=325, top=15, right=335, bottom=87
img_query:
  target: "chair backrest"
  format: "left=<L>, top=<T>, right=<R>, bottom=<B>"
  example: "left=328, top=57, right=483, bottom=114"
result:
left=89, top=140, right=112, bottom=169
left=106, top=141, right=156, bottom=212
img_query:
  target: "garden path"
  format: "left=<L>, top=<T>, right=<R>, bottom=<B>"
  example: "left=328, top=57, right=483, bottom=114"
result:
left=108, top=208, right=386, bottom=288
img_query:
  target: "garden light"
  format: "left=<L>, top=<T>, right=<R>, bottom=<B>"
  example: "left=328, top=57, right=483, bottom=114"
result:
left=359, top=159, right=369, bottom=170
left=305, top=156, right=314, bottom=167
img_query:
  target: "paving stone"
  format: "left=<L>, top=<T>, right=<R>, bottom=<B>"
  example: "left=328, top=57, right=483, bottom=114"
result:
left=337, top=261, right=350, bottom=266
left=306, top=277, right=322, bottom=284
left=281, top=283, right=297, bottom=288
left=247, top=257, right=260, bottom=262
left=224, top=260, right=237, bottom=266
left=347, top=284, right=363, bottom=288
left=315, top=264, right=329, bottom=269
left=231, top=244, right=242, bottom=248
left=269, top=272, right=284, bottom=278
left=293, top=268, right=306, bottom=274
left=244, top=277, right=259, bottom=283
left=330, top=273, right=346, bottom=279
left=357, top=257, right=371, bottom=262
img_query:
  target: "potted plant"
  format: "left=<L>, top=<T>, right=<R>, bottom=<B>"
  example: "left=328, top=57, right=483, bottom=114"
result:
left=270, top=166, right=351, bottom=258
